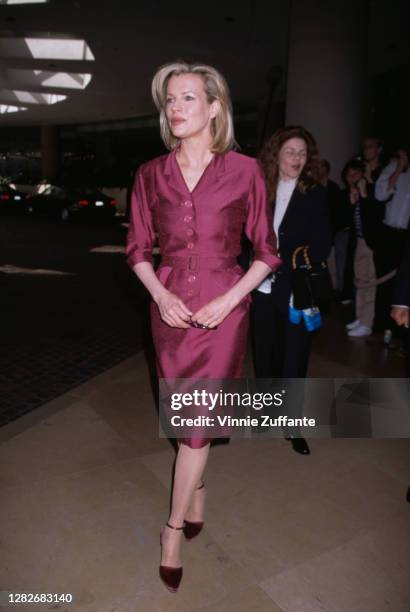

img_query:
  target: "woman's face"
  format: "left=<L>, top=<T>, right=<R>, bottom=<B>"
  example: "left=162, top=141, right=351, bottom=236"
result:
left=165, top=73, right=218, bottom=142
left=278, top=137, right=308, bottom=180
left=345, top=167, right=363, bottom=188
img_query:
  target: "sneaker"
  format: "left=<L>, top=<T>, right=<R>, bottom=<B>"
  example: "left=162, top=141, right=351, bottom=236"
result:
left=345, top=319, right=360, bottom=331
left=348, top=324, right=372, bottom=337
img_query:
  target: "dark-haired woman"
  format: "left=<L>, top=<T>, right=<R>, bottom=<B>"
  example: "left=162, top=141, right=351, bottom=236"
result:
left=341, top=159, right=383, bottom=338
left=251, top=126, right=332, bottom=455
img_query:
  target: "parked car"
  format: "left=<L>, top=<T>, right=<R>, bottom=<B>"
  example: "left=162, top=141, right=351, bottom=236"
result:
left=26, top=185, right=117, bottom=222
left=0, top=185, right=31, bottom=215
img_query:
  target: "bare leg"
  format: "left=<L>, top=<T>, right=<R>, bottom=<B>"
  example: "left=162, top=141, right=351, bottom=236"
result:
left=185, top=479, right=207, bottom=523
left=161, top=441, right=210, bottom=567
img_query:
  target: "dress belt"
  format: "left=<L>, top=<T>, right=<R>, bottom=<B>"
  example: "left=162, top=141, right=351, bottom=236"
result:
left=161, top=254, right=237, bottom=271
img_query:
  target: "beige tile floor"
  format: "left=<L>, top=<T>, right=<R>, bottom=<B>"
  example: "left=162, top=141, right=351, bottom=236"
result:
left=1, top=350, right=410, bottom=612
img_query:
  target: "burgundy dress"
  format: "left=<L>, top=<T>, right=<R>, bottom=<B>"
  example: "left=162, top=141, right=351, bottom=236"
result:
left=126, top=148, right=281, bottom=447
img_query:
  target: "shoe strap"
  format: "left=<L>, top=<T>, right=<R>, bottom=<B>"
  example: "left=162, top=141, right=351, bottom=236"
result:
left=166, top=521, right=184, bottom=530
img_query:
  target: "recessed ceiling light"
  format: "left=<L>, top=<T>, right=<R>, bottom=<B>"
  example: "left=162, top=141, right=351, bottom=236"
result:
left=0, top=37, right=95, bottom=61
left=0, top=90, right=67, bottom=105
left=8, top=68, right=93, bottom=90
left=3, top=1, right=49, bottom=5
left=0, top=104, right=28, bottom=114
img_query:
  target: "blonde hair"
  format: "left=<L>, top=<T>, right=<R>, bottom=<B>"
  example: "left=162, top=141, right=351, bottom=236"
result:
left=151, top=61, right=236, bottom=153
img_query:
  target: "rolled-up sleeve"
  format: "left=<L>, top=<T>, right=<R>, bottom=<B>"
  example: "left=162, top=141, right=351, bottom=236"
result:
left=375, top=161, right=396, bottom=202
left=126, top=165, right=156, bottom=269
left=245, top=160, right=282, bottom=272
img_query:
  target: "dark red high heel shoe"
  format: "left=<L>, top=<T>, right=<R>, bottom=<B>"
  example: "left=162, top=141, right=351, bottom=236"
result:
left=183, top=482, right=205, bottom=541
left=159, top=522, right=183, bottom=593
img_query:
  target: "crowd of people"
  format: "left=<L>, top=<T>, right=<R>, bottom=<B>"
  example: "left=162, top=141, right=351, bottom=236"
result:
left=321, top=137, right=410, bottom=344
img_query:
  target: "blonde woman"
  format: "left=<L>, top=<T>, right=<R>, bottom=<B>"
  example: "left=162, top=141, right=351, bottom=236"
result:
left=126, top=61, right=281, bottom=592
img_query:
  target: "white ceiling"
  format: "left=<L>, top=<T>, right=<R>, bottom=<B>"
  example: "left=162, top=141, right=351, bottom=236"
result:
left=0, top=0, right=290, bottom=126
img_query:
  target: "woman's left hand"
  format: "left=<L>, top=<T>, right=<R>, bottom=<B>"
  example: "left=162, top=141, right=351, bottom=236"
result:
left=349, top=187, right=359, bottom=204
left=191, top=293, right=239, bottom=328
left=357, top=178, right=368, bottom=198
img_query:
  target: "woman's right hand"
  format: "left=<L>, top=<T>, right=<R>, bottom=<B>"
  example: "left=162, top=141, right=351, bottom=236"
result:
left=357, top=178, right=368, bottom=198
left=155, top=289, right=192, bottom=328
left=349, top=187, right=359, bottom=205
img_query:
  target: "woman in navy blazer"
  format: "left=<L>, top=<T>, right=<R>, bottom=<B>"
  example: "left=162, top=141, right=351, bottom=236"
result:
left=251, top=126, right=332, bottom=454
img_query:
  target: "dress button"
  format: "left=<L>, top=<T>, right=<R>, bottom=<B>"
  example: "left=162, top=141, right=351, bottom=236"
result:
left=188, top=289, right=195, bottom=296
left=188, top=274, right=196, bottom=282
left=184, top=200, right=193, bottom=207
left=183, top=215, right=193, bottom=223
left=187, top=242, right=195, bottom=249
left=186, top=228, right=194, bottom=236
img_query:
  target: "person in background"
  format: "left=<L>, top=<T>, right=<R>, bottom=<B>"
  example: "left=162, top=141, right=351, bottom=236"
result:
left=360, top=136, right=387, bottom=336
left=252, top=126, right=331, bottom=456
left=342, top=160, right=384, bottom=337
left=340, top=138, right=383, bottom=310
left=361, top=136, right=383, bottom=188
left=390, top=219, right=410, bottom=506
left=375, top=146, right=410, bottom=343
left=391, top=219, right=410, bottom=374
left=319, top=159, right=348, bottom=298
left=319, top=159, right=340, bottom=201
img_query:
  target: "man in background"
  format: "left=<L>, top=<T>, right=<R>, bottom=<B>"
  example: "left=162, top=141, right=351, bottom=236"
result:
left=375, top=147, right=410, bottom=342
left=361, top=136, right=383, bottom=187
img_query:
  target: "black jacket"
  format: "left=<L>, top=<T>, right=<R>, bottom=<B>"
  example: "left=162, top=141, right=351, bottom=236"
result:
left=270, top=184, right=332, bottom=310
left=343, top=187, right=390, bottom=277
left=325, top=180, right=349, bottom=238
left=344, top=190, right=385, bottom=252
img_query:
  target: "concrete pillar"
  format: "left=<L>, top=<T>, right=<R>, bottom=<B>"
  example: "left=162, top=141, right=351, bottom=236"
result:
left=285, top=0, right=369, bottom=183
left=41, top=125, right=59, bottom=181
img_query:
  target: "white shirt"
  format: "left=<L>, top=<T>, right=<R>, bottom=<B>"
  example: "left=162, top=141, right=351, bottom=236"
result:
left=257, top=177, right=297, bottom=294
left=375, top=160, right=410, bottom=229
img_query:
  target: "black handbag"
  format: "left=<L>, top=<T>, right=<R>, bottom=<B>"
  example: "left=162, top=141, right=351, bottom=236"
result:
left=291, top=245, right=332, bottom=309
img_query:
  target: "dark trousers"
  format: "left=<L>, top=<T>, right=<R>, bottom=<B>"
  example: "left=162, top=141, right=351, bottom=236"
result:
left=374, top=226, right=408, bottom=332
left=251, top=289, right=312, bottom=378
left=375, top=276, right=397, bottom=331
left=251, top=289, right=312, bottom=436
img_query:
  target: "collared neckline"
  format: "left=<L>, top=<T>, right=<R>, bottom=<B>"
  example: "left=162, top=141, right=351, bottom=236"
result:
left=164, top=147, right=226, bottom=196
